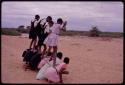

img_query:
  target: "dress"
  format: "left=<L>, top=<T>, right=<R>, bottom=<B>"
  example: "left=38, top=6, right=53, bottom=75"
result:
left=43, top=23, right=62, bottom=46
left=44, top=63, right=67, bottom=82
left=44, top=33, right=58, bottom=46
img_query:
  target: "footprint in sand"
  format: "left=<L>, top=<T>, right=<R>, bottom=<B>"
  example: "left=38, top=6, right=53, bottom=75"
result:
left=87, top=49, right=92, bottom=51
left=10, top=54, right=14, bottom=56
left=71, top=43, right=80, bottom=46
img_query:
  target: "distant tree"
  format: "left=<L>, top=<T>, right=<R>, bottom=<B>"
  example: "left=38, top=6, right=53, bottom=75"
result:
left=18, top=25, right=25, bottom=29
left=17, top=25, right=25, bottom=32
left=26, top=26, right=31, bottom=29
left=26, top=26, right=31, bottom=33
left=17, top=25, right=29, bottom=33
left=89, top=26, right=101, bottom=37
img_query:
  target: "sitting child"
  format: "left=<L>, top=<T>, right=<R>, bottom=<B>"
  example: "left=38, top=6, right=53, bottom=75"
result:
left=36, top=52, right=63, bottom=80
left=44, top=57, right=70, bottom=83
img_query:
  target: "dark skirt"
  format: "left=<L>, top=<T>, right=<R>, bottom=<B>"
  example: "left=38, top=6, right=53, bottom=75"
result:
left=37, top=33, right=49, bottom=46
left=29, top=28, right=37, bottom=39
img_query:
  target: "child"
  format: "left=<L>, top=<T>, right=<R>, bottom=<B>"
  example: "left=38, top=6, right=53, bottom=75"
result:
left=36, top=52, right=63, bottom=80
left=44, top=18, right=67, bottom=67
left=23, top=46, right=38, bottom=71
left=23, top=46, right=38, bottom=64
left=44, top=57, right=70, bottom=83
left=37, top=16, right=53, bottom=55
left=29, top=15, right=41, bottom=50
left=37, top=52, right=52, bottom=69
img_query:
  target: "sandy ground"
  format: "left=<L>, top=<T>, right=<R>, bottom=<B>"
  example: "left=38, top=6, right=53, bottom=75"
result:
left=1, top=34, right=123, bottom=84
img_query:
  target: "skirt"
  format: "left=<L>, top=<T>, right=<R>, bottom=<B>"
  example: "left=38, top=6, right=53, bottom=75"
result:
left=29, top=28, right=37, bottom=39
left=44, top=33, right=59, bottom=46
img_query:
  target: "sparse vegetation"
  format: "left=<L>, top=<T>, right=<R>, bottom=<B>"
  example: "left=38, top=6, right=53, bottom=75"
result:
left=1, top=28, right=123, bottom=38
left=60, top=30, right=123, bottom=38
left=17, top=25, right=30, bottom=33
left=2, top=28, right=21, bottom=36
left=89, top=26, right=101, bottom=37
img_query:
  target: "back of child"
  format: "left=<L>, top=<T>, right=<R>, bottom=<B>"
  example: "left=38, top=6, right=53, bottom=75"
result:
left=44, top=57, right=70, bottom=83
left=29, top=46, right=41, bottom=70
left=37, top=52, right=52, bottom=69
left=36, top=52, right=63, bottom=80
left=22, top=46, right=38, bottom=64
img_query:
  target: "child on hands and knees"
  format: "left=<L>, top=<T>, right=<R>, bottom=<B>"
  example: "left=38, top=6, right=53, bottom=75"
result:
left=44, top=18, right=67, bottom=67
left=36, top=52, right=63, bottom=80
left=44, top=57, right=70, bottom=83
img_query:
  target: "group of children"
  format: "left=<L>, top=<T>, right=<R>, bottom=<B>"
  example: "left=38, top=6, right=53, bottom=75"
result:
left=29, top=15, right=67, bottom=66
left=36, top=52, right=69, bottom=83
left=23, top=15, right=70, bottom=83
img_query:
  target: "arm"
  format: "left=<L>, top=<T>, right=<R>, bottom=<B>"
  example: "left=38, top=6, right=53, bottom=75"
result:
left=59, top=68, right=66, bottom=83
left=61, top=21, right=67, bottom=31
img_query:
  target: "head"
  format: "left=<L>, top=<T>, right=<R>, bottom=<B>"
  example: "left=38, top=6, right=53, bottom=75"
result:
left=47, top=52, right=52, bottom=56
left=56, top=52, right=63, bottom=60
left=46, top=16, right=52, bottom=22
left=35, top=15, right=40, bottom=20
left=48, top=21, right=54, bottom=27
left=63, top=57, right=70, bottom=64
left=57, top=18, right=63, bottom=25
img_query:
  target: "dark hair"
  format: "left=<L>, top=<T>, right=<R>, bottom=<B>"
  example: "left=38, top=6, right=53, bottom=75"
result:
left=49, top=21, right=54, bottom=24
left=35, top=15, right=40, bottom=19
left=57, top=18, right=63, bottom=24
left=47, top=16, right=52, bottom=21
left=57, top=52, right=63, bottom=59
left=63, top=57, right=70, bottom=64
left=47, top=52, right=52, bottom=56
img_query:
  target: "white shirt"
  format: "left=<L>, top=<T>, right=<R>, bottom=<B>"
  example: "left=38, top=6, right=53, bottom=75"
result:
left=40, top=18, right=46, bottom=26
left=39, top=18, right=51, bottom=34
left=32, top=19, right=46, bottom=27
left=44, top=22, right=51, bottom=34
left=31, top=19, right=41, bottom=28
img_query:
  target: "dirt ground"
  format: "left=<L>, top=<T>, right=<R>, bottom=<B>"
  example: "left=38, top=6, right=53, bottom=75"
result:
left=1, top=35, right=123, bottom=84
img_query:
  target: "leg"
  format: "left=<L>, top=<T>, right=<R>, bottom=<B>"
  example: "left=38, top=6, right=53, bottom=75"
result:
left=45, top=46, right=52, bottom=57
left=38, top=45, right=41, bottom=53
left=37, top=37, right=42, bottom=53
left=42, top=44, right=47, bottom=57
left=29, top=39, right=34, bottom=49
left=52, top=46, right=57, bottom=67
left=33, top=38, right=37, bottom=50
left=47, top=46, right=52, bottom=54
left=59, top=72, right=63, bottom=83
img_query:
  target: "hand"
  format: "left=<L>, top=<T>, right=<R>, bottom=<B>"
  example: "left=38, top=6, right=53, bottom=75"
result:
left=63, top=21, right=67, bottom=26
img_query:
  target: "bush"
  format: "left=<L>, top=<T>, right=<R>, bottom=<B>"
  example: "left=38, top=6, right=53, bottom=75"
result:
left=89, top=26, right=101, bottom=37
left=99, top=32, right=123, bottom=38
left=2, top=28, right=21, bottom=36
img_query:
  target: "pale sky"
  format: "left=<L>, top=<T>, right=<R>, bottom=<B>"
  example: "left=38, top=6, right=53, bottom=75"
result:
left=2, top=1, right=123, bottom=32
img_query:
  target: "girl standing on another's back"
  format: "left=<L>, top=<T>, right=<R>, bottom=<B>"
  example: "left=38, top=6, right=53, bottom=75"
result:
left=44, top=18, right=67, bottom=67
